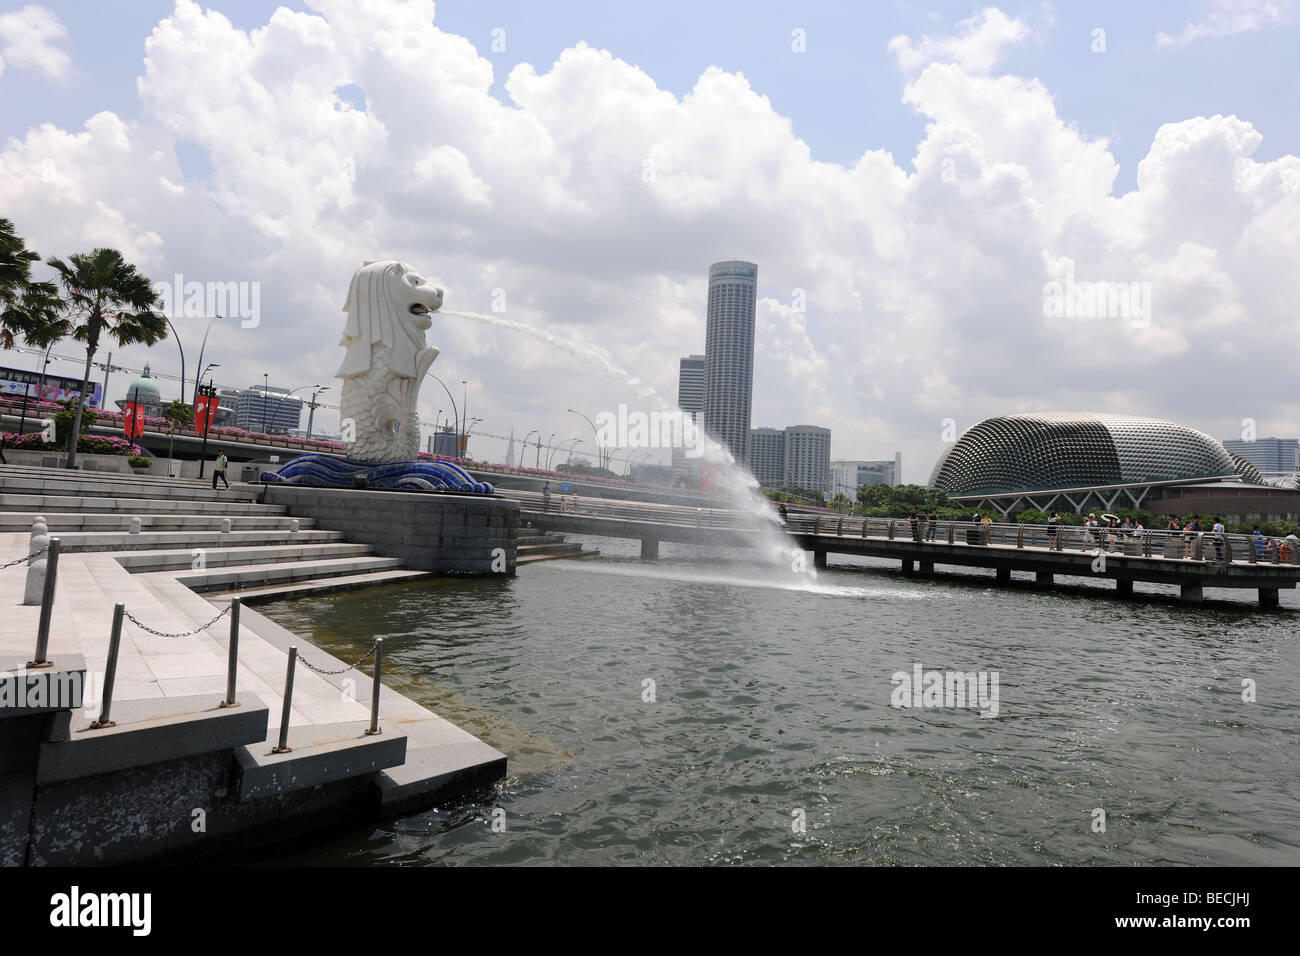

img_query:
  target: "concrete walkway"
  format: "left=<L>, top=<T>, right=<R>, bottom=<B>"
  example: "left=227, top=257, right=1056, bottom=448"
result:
left=0, top=470, right=504, bottom=817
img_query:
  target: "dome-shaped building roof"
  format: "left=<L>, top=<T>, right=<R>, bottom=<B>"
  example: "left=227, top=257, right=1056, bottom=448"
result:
left=930, top=413, right=1261, bottom=495
left=123, top=365, right=162, bottom=405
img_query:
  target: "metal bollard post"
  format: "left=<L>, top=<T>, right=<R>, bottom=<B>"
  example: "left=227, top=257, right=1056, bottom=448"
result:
left=272, top=646, right=297, bottom=753
left=1016, top=527, right=1024, bottom=549
left=366, top=638, right=384, bottom=736
left=220, top=598, right=241, bottom=708
left=129, top=517, right=141, bottom=535
left=220, top=517, right=231, bottom=534
left=91, top=603, right=124, bottom=728
left=289, top=518, right=299, bottom=533
left=29, top=537, right=60, bottom=668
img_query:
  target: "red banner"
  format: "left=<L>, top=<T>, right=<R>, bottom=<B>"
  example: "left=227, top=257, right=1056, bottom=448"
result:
left=122, top=402, right=144, bottom=439
left=194, top=395, right=220, bottom=436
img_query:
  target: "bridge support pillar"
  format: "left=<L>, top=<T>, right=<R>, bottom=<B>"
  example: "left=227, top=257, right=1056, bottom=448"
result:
left=996, top=568, right=1010, bottom=585
left=1180, top=582, right=1203, bottom=604
left=919, top=560, right=934, bottom=574
left=1035, top=571, right=1053, bottom=587
left=1116, top=579, right=1133, bottom=598
left=640, top=538, right=659, bottom=561
left=813, top=550, right=827, bottom=569
left=1259, top=588, right=1279, bottom=609
left=901, top=559, right=914, bottom=575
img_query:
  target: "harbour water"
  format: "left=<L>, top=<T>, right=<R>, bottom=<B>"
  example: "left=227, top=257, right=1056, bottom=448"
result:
left=255, top=537, right=1300, bottom=866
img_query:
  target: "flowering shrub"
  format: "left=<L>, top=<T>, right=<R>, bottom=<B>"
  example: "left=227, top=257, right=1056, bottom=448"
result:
left=3, top=431, right=142, bottom=457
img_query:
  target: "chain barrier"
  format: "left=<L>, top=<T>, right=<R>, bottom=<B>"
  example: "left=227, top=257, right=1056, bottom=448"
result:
left=297, top=640, right=379, bottom=676
left=2, top=545, right=48, bottom=570
left=124, top=603, right=231, bottom=638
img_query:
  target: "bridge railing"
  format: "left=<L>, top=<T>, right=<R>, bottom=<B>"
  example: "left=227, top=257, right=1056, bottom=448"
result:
left=784, top=515, right=1300, bottom=568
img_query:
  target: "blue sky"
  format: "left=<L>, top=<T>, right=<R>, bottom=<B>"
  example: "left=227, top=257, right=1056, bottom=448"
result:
left=7, top=1, right=1297, bottom=190
left=1, top=1, right=1297, bottom=481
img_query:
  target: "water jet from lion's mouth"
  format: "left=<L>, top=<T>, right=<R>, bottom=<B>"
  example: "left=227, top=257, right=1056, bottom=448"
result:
left=441, top=307, right=815, bottom=579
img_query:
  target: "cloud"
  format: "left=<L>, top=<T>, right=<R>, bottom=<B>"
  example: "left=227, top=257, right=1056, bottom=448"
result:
left=1157, top=0, right=1298, bottom=48
left=888, top=7, right=1031, bottom=75
left=0, top=4, right=70, bottom=79
left=0, top=0, right=1296, bottom=483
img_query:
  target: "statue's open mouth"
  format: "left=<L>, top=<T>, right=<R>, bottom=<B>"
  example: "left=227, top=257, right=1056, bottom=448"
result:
left=409, top=303, right=430, bottom=315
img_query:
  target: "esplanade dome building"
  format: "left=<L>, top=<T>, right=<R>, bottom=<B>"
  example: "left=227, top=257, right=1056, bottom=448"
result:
left=928, top=413, right=1294, bottom=522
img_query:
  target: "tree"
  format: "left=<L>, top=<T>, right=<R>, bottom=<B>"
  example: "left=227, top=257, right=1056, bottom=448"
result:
left=46, top=249, right=165, bottom=469
left=829, top=492, right=852, bottom=513
left=857, top=482, right=891, bottom=509
left=0, top=218, right=64, bottom=350
left=163, top=399, right=193, bottom=431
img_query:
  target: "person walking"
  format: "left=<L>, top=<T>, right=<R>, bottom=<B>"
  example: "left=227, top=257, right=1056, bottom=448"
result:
left=909, top=507, right=920, bottom=541
left=1211, top=516, right=1226, bottom=562
left=926, top=507, right=939, bottom=541
left=980, top=512, right=993, bottom=545
left=1081, top=513, right=1098, bottom=552
left=212, top=451, right=229, bottom=490
left=542, top=482, right=551, bottom=512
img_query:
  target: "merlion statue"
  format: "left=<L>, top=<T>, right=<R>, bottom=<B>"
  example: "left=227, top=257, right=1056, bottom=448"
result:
left=336, top=260, right=443, bottom=463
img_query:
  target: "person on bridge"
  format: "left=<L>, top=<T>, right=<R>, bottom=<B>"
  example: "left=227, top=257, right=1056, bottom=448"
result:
left=543, top=482, right=551, bottom=511
left=926, top=508, right=939, bottom=541
left=980, top=513, right=993, bottom=544
left=909, top=508, right=919, bottom=541
left=212, top=451, right=229, bottom=490
left=1081, top=514, right=1098, bottom=552
left=1211, top=517, right=1226, bottom=561
left=1047, top=512, right=1059, bottom=548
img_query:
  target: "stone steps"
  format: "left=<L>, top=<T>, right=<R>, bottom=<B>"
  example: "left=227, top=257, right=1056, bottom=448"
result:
left=164, top=555, right=408, bottom=592
left=235, top=720, right=407, bottom=801
left=41, top=529, right=346, bottom=552
left=0, top=492, right=286, bottom=516
left=35, top=694, right=271, bottom=785
left=0, top=512, right=315, bottom=532
left=114, top=543, right=376, bottom=573
left=0, top=469, right=264, bottom=503
left=208, top=568, right=436, bottom=602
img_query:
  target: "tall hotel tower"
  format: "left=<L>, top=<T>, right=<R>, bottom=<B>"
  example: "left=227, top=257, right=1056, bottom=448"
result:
left=702, top=260, right=758, bottom=465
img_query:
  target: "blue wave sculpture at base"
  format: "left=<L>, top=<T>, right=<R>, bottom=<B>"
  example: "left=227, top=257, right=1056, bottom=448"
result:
left=261, top=453, right=494, bottom=494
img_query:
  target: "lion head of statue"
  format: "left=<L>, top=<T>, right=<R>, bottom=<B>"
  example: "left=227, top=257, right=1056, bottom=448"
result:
left=336, top=259, right=443, bottom=380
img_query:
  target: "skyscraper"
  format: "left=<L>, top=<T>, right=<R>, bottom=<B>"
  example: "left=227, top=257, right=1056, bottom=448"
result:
left=672, top=354, right=706, bottom=487
left=749, top=427, right=786, bottom=487
left=703, top=260, right=757, bottom=465
left=783, top=425, right=832, bottom=494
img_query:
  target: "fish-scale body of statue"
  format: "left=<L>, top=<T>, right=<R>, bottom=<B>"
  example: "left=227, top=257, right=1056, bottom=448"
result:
left=336, top=260, right=442, bottom=463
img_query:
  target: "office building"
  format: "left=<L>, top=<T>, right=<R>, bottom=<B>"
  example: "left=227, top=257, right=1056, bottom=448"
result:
left=233, top=385, right=302, bottom=433
left=750, top=427, right=786, bottom=487
left=671, top=354, right=706, bottom=488
left=1221, top=437, right=1300, bottom=480
left=783, top=425, right=831, bottom=494
left=702, top=260, right=757, bottom=465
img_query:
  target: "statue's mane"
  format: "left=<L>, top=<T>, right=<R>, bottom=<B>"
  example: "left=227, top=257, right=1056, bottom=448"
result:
left=336, top=260, right=427, bottom=379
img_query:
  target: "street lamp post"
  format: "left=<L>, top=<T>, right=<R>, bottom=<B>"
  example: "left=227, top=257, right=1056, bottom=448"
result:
left=521, top=430, right=538, bottom=468
left=305, top=386, right=330, bottom=439
left=197, top=380, right=217, bottom=479
left=191, top=315, right=222, bottom=408
left=163, top=317, right=186, bottom=406
left=568, top=408, right=604, bottom=472
left=427, top=373, right=459, bottom=452
left=18, top=342, right=57, bottom=436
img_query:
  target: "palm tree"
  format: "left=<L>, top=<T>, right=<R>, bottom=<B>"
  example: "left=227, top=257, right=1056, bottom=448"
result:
left=0, top=218, right=64, bottom=350
left=46, top=248, right=165, bottom=469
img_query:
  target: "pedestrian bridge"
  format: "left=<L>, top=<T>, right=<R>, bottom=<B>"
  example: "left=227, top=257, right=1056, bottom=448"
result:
left=514, top=490, right=1300, bottom=607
